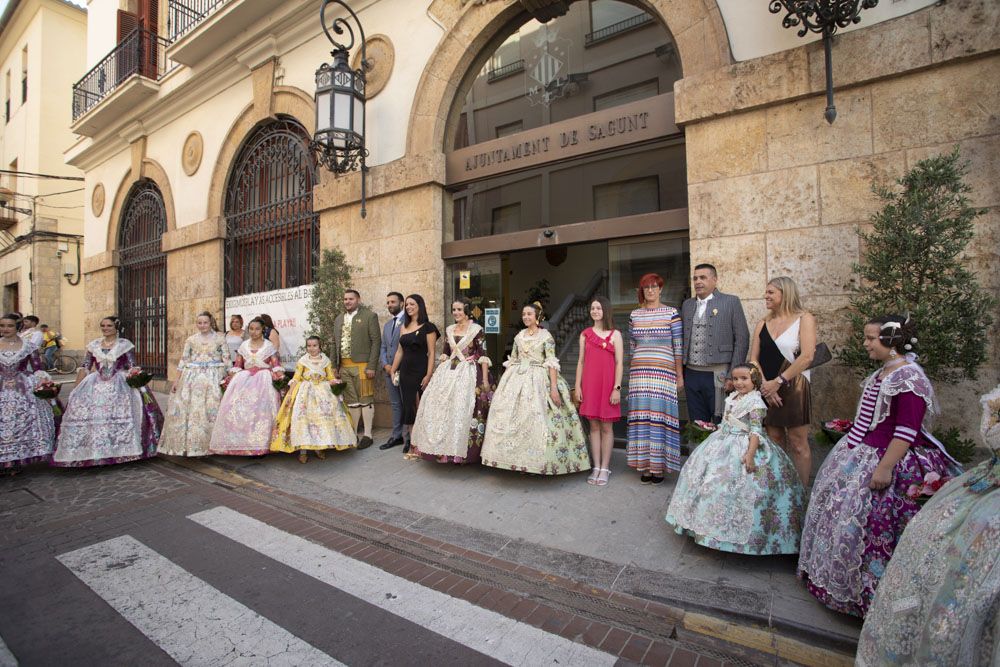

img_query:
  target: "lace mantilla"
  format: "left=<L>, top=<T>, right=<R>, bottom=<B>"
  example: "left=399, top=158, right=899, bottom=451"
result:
left=237, top=339, right=277, bottom=370
left=297, top=353, right=332, bottom=380
left=0, top=338, right=37, bottom=366
left=857, top=362, right=939, bottom=434
left=86, top=338, right=135, bottom=368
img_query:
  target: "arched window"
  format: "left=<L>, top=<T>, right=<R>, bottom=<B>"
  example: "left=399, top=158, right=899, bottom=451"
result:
left=118, top=179, right=167, bottom=377
left=224, top=116, right=319, bottom=297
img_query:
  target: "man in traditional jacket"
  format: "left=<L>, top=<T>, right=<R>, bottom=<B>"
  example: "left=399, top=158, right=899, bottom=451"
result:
left=333, top=289, right=381, bottom=449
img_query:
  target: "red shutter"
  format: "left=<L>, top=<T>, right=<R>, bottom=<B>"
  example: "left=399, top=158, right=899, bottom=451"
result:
left=139, top=0, right=159, bottom=35
left=117, top=9, right=139, bottom=42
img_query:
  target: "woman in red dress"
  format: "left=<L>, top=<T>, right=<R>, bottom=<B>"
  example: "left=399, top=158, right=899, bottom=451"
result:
left=574, top=296, right=624, bottom=486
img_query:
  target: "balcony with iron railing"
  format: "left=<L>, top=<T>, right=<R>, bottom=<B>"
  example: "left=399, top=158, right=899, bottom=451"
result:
left=71, top=28, right=176, bottom=136
left=487, top=59, right=525, bottom=83
left=585, top=13, right=654, bottom=47
left=166, top=0, right=275, bottom=67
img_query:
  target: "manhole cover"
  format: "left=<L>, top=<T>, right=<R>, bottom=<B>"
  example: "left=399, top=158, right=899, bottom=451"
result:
left=0, top=488, right=42, bottom=511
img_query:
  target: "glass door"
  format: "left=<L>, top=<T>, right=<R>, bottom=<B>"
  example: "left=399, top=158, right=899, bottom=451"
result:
left=445, top=256, right=504, bottom=370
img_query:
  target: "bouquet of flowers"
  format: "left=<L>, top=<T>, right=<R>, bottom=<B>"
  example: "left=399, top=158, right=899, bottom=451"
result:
left=125, top=367, right=153, bottom=388
left=330, top=379, right=346, bottom=396
left=271, top=368, right=289, bottom=393
left=906, top=471, right=950, bottom=506
left=816, top=418, right=853, bottom=446
left=682, top=420, right=717, bottom=445
left=33, top=379, right=61, bottom=400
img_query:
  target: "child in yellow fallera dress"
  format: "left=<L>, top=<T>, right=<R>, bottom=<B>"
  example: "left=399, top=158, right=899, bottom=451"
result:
left=270, top=336, right=357, bottom=462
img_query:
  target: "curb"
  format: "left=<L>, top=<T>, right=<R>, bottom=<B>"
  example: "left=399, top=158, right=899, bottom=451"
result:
left=161, top=456, right=856, bottom=667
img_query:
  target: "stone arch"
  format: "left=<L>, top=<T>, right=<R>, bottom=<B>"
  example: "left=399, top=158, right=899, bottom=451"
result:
left=406, top=0, right=731, bottom=156
left=206, top=85, right=315, bottom=221
left=106, top=157, right=177, bottom=253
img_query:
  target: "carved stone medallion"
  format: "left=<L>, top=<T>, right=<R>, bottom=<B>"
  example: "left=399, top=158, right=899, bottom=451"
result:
left=91, top=183, right=105, bottom=217
left=182, top=131, right=204, bottom=176
left=351, top=34, right=395, bottom=99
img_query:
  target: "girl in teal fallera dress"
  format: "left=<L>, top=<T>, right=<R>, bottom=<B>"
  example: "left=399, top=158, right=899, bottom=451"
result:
left=665, top=363, right=805, bottom=555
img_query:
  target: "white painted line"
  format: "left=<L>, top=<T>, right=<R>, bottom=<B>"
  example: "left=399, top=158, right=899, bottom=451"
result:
left=56, top=535, right=344, bottom=667
left=189, top=506, right=618, bottom=667
left=0, top=633, right=17, bottom=667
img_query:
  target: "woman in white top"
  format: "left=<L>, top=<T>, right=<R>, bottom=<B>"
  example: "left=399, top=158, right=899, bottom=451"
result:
left=225, top=314, right=247, bottom=360
left=749, top=277, right=816, bottom=486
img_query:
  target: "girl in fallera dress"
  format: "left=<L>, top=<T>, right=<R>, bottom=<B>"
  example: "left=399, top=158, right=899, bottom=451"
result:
left=665, top=363, right=805, bottom=555
left=271, top=336, right=356, bottom=462
left=574, top=296, right=623, bottom=487
left=0, top=313, right=56, bottom=469
left=158, top=312, right=230, bottom=457
left=411, top=298, right=495, bottom=465
left=481, top=303, right=590, bottom=475
left=798, top=314, right=963, bottom=617
left=209, top=318, right=283, bottom=456
left=52, top=316, right=163, bottom=467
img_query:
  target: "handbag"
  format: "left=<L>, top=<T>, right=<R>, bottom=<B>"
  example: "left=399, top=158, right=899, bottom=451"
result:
left=806, top=342, right=832, bottom=370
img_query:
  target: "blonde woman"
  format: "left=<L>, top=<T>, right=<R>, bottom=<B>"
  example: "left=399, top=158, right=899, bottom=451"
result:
left=749, top=277, right=815, bottom=486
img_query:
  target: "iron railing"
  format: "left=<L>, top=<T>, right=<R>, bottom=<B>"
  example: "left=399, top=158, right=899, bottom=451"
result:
left=168, top=0, right=231, bottom=41
left=72, top=29, right=176, bottom=121
left=487, top=59, right=524, bottom=82
left=585, top=13, right=654, bottom=46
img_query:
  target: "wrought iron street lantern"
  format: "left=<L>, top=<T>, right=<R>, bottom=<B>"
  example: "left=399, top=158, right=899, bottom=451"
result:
left=312, top=0, right=370, bottom=217
left=769, top=1, right=879, bottom=124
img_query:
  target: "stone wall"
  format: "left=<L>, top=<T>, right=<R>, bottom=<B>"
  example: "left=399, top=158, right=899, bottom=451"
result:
left=677, top=1, right=1000, bottom=429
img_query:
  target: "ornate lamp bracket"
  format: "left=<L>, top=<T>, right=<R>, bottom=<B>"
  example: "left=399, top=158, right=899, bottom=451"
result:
left=768, top=0, right=879, bottom=124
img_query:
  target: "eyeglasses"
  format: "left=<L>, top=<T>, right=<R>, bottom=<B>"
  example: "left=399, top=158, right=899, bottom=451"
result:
left=642, top=285, right=661, bottom=291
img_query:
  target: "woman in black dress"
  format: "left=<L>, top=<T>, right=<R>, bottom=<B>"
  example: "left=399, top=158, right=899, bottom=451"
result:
left=389, top=294, right=439, bottom=455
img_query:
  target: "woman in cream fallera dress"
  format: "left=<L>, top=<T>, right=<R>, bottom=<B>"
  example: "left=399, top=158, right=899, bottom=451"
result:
left=481, top=319, right=589, bottom=475
left=158, top=329, right=230, bottom=456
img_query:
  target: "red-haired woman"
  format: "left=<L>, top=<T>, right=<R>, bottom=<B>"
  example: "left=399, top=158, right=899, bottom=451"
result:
left=627, top=273, right=684, bottom=484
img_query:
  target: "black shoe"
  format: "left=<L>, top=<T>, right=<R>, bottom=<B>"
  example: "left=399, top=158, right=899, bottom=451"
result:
left=402, top=441, right=411, bottom=454
left=650, top=476, right=665, bottom=485
left=640, top=474, right=653, bottom=485
left=379, top=438, right=404, bottom=450
left=357, top=436, right=373, bottom=450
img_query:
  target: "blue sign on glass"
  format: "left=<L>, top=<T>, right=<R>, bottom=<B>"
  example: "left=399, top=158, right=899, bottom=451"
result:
left=484, top=308, right=500, bottom=334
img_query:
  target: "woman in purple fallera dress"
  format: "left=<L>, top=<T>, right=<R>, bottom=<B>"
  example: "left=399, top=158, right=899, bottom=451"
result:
left=798, top=314, right=962, bottom=617
left=52, top=316, right=163, bottom=467
left=0, top=313, right=56, bottom=469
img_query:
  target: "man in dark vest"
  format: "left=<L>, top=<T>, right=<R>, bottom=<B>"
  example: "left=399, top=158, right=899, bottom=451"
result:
left=680, top=264, right=749, bottom=423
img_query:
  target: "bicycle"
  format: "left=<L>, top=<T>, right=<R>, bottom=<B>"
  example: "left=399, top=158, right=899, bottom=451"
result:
left=52, top=349, right=79, bottom=375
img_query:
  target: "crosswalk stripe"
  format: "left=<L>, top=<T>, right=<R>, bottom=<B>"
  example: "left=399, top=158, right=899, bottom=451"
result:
left=0, top=633, right=17, bottom=667
left=57, top=535, right=345, bottom=667
left=189, top=507, right=618, bottom=667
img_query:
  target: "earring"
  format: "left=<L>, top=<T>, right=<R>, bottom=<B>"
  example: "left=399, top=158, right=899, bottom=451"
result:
left=889, top=349, right=898, bottom=358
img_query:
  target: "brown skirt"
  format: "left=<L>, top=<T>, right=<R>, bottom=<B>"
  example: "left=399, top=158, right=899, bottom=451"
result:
left=763, top=361, right=811, bottom=428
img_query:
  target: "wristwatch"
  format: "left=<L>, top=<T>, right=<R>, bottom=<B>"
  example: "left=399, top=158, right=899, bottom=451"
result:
left=777, top=375, right=788, bottom=386
left=613, top=385, right=621, bottom=391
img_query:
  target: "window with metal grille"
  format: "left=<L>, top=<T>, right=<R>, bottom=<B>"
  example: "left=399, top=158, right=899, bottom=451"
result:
left=117, top=180, right=168, bottom=377
left=224, top=116, right=318, bottom=298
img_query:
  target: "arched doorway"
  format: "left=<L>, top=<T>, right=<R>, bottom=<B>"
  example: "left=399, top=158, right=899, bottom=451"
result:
left=443, top=1, right=691, bottom=438
left=118, top=179, right=168, bottom=377
left=223, top=115, right=319, bottom=297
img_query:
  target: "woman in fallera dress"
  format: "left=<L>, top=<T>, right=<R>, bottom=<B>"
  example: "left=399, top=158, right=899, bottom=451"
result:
left=411, top=298, right=495, bottom=465
left=798, top=314, right=963, bottom=617
left=52, top=316, right=163, bottom=467
left=271, top=336, right=356, bottom=462
left=481, top=302, right=590, bottom=475
left=0, top=313, right=56, bottom=469
left=665, top=363, right=805, bottom=555
left=856, top=383, right=1000, bottom=666
left=158, top=312, right=230, bottom=457
left=209, top=318, right=283, bottom=456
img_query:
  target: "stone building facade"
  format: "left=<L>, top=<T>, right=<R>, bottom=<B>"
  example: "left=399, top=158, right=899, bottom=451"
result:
left=68, top=0, right=997, bottom=427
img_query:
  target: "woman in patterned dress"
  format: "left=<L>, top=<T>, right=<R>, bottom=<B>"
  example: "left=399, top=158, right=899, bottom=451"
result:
left=411, top=298, right=495, bottom=465
left=158, top=312, right=230, bottom=457
left=0, top=313, right=56, bottom=469
left=52, top=316, right=163, bottom=467
left=856, top=383, right=1000, bottom=666
left=627, top=273, right=684, bottom=484
left=481, top=303, right=589, bottom=475
left=798, top=314, right=963, bottom=617
left=209, top=318, right=284, bottom=456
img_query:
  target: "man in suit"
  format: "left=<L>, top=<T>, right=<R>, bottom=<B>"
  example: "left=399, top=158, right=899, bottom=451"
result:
left=332, top=289, right=381, bottom=449
left=378, top=292, right=405, bottom=450
left=680, top=264, right=749, bottom=423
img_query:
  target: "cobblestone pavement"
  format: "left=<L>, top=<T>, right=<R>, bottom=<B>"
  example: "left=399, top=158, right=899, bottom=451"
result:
left=0, top=459, right=854, bottom=666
